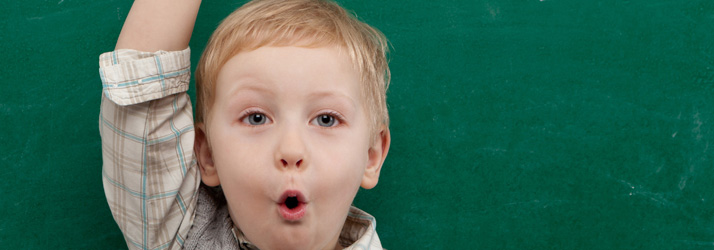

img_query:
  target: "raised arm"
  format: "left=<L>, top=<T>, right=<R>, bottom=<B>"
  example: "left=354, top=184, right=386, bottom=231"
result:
left=116, top=0, right=201, bottom=51
left=99, top=1, right=202, bottom=249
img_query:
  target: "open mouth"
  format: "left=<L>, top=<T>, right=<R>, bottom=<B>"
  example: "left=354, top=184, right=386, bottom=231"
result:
left=278, top=190, right=307, bottom=221
left=285, top=196, right=299, bottom=209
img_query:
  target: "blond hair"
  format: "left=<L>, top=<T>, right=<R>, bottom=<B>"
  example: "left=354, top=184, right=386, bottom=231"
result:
left=195, top=0, right=390, bottom=135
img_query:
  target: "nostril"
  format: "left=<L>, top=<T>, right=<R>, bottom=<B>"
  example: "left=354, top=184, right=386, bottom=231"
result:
left=280, top=159, right=303, bottom=167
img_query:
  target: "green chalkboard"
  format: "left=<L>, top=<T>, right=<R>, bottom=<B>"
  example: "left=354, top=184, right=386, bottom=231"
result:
left=1, top=0, right=713, bottom=249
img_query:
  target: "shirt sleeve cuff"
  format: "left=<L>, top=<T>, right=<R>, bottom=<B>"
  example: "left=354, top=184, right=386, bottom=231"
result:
left=98, top=47, right=191, bottom=106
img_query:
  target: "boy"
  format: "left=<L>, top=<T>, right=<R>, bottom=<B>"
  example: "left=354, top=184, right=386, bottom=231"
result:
left=98, top=0, right=391, bottom=249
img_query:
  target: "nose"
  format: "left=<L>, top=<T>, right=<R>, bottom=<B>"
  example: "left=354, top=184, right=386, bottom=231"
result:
left=275, top=126, right=307, bottom=170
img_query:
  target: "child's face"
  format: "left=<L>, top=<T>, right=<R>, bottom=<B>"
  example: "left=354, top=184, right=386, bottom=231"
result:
left=198, top=46, right=388, bottom=249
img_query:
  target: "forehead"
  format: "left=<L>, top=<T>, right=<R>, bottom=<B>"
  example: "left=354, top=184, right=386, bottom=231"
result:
left=214, top=46, right=363, bottom=105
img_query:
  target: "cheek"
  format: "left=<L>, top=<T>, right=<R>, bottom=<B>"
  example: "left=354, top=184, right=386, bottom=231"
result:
left=310, top=136, right=368, bottom=195
left=209, top=127, right=275, bottom=193
left=214, top=143, right=271, bottom=182
left=210, top=131, right=277, bottom=227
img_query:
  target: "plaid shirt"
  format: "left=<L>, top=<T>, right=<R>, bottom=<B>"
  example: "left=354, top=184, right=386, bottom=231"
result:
left=98, top=48, right=383, bottom=250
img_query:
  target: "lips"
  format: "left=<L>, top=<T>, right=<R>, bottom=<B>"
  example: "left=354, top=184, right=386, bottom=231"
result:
left=278, top=190, right=307, bottom=221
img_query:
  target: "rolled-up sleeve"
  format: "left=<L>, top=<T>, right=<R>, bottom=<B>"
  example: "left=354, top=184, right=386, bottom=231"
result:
left=99, top=47, right=199, bottom=250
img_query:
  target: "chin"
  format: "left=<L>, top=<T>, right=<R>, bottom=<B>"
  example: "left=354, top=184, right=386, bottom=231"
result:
left=255, top=239, right=327, bottom=250
left=249, top=228, right=331, bottom=250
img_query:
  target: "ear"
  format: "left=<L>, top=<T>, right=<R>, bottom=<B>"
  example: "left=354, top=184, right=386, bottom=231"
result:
left=195, top=123, right=220, bottom=187
left=361, top=126, right=391, bottom=189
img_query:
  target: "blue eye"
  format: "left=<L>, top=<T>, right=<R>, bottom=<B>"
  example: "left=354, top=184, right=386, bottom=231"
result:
left=243, top=113, right=270, bottom=125
left=313, top=114, right=338, bottom=127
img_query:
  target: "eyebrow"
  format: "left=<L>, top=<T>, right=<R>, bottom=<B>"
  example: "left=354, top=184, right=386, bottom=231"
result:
left=227, top=82, right=275, bottom=99
left=222, top=82, right=276, bottom=111
left=307, top=91, right=358, bottom=110
left=224, top=82, right=358, bottom=111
